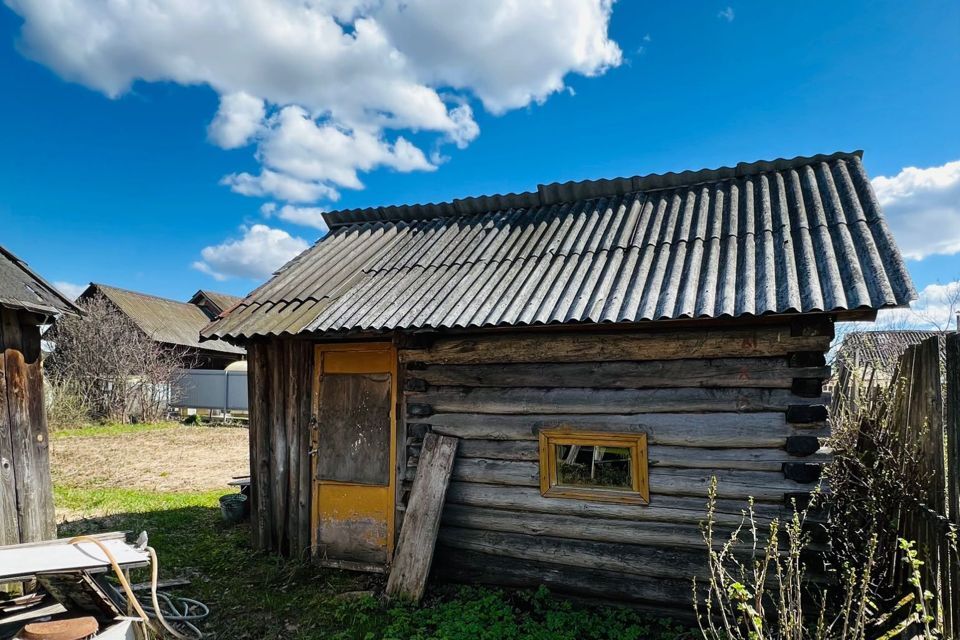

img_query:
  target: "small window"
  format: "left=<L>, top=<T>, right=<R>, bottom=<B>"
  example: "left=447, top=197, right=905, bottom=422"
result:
left=538, top=429, right=649, bottom=504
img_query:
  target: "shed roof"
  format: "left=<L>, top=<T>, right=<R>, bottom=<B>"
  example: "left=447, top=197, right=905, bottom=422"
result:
left=189, top=290, right=242, bottom=315
left=0, top=245, right=81, bottom=316
left=836, top=330, right=945, bottom=376
left=203, top=151, right=916, bottom=341
left=84, top=284, right=244, bottom=354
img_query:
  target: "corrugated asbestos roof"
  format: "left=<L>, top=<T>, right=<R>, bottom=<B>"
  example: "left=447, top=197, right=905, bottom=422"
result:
left=203, top=151, right=917, bottom=341
left=837, top=330, right=945, bottom=376
left=86, top=284, right=244, bottom=354
left=0, top=245, right=81, bottom=316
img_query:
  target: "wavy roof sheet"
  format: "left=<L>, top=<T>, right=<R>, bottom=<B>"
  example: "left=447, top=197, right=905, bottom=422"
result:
left=204, top=151, right=916, bottom=341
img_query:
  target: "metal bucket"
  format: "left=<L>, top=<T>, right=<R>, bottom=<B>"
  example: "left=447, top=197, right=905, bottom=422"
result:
left=219, top=493, right=248, bottom=524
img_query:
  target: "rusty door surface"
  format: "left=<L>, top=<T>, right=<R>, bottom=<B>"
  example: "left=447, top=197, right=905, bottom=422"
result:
left=311, top=343, right=397, bottom=571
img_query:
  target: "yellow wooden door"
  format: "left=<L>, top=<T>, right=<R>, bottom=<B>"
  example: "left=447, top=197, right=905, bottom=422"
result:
left=311, top=343, right=397, bottom=571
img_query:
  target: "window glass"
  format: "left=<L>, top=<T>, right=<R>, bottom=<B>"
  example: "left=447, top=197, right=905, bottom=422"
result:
left=554, top=444, right=633, bottom=490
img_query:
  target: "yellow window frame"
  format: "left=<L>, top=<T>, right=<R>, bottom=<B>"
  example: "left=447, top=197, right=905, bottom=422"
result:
left=538, top=428, right=649, bottom=505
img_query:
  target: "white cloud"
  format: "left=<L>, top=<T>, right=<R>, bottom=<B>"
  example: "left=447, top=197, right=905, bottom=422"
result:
left=192, top=224, right=309, bottom=280
left=375, top=0, right=622, bottom=114
left=254, top=105, right=435, bottom=192
left=876, top=280, right=960, bottom=332
left=872, top=159, right=960, bottom=260
left=261, top=202, right=329, bottom=232
left=52, top=281, right=87, bottom=301
left=717, top=7, right=735, bottom=21
left=6, top=0, right=620, bottom=205
left=208, top=91, right=266, bottom=149
left=220, top=169, right=339, bottom=203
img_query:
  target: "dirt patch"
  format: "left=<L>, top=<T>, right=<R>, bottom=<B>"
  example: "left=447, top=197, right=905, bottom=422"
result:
left=51, top=425, right=249, bottom=493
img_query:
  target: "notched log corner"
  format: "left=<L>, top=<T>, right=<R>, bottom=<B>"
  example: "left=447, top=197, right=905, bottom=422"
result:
left=784, top=435, right=821, bottom=457
left=783, top=462, right=823, bottom=483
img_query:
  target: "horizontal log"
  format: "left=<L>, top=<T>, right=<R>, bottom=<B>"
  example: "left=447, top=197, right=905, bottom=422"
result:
left=401, top=327, right=831, bottom=365
left=424, top=440, right=830, bottom=471
left=427, top=412, right=829, bottom=448
left=441, top=504, right=710, bottom=549
left=448, top=458, right=816, bottom=501
left=438, top=527, right=711, bottom=580
left=411, top=387, right=820, bottom=415
left=444, top=482, right=780, bottom=527
left=412, top=358, right=830, bottom=390
left=433, top=546, right=697, bottom=613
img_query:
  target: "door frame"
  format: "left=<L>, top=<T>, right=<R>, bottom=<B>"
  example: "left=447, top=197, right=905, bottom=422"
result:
left=310, top=341, right=398, bottom=569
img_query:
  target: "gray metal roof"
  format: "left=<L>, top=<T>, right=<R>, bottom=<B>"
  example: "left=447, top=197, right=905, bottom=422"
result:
left=204, top=151, right=917, bottom=341
left=0, top=245, right=81, bottom=317
left=836, top=330, right=945, bottom=376
left=85, top=284, right=244, bottom=354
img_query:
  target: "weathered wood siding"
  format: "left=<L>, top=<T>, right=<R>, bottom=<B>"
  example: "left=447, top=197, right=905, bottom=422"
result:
left=0, top=308, right=55, bottom=546
left=247, top=339, right=313, bottom=556
left=398, top=319, right=832, bottom=611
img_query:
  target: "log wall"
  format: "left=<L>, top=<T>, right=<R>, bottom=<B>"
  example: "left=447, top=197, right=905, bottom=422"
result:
left=0, top=307, right=55, bottom=546
left=248, top=318, right=832, bottom=612
left=398, top=319, right=833, bottom=612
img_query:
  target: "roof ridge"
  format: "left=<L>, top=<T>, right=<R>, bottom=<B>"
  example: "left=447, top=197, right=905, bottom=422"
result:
left=92, top=282, right=200, bottom=307
left=322, top=150, right=864, bottom=228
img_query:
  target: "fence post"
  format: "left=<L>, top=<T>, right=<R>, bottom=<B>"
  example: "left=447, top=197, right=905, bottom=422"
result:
left=224, top=369, right=230, bottom=422
left=945, top=334, right=960, bottom=636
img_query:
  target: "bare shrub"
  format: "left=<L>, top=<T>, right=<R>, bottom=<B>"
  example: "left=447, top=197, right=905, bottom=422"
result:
left=45, top=377, right=91, bottom=430
left=695, top=481, right=938, bottom=639
left=45, top=293, right=190, bottom=423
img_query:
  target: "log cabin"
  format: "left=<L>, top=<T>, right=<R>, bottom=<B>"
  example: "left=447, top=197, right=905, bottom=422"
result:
left=201, top=150, right=916, bottom=612
left=0, top=245, right=80, bottom=546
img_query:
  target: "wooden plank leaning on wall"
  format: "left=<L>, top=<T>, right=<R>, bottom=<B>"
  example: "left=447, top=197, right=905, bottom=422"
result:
left=386, top=433, right=458, bottom=603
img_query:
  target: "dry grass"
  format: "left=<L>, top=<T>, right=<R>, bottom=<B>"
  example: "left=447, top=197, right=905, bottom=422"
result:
left=51, top=422, right=248, bottom=520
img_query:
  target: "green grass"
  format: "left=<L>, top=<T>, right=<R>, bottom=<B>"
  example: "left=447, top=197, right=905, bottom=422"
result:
left=56, top=486, right=692, bottom=640
left=52, top=421, right=182, bottom=438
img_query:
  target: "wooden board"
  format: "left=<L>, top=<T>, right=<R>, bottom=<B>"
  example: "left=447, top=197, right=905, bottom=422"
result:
left=400, top=326, right=831, bottom=364
left=0, top=308, right=54, bottom=546
left=386, top=433, right=458, bottom=602
left=413, top=358, right=830, bottom=389
left=443, top=481, right=781, bottom=526
left=427, top=440, right=829, bottom=471
left=410, top=386, right=820, bottom=415
left=444, top=458, right=813, bottom=501
left=425, top=412, right=828, bottom=448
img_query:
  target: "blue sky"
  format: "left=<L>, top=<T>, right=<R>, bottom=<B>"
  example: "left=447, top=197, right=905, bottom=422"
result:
left=1, top=1, right=958, bottom=322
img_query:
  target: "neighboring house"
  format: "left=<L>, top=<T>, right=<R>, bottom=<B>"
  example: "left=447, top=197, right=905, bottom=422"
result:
left=0, top=245, right=80, bottom=546
left=78, top=283, right=244, bottom=369
left=202, top=150, right=915, bottom=612
left=832, top=331, right=947, bottom=411
left=835, top=330, right=945, bottom=379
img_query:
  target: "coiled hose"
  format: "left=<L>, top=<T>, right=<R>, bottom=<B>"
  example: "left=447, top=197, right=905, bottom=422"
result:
left=68, top=536, right=208, bottom=639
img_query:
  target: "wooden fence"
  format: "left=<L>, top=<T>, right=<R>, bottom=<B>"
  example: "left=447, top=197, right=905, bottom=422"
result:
left=887, top=334, right=959, bottom=636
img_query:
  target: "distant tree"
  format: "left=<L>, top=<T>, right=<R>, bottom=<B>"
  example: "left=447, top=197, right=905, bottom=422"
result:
left=45, top=293, right=190, bottom=423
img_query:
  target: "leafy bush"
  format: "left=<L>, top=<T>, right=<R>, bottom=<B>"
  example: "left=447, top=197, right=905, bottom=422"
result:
left=332, top=586, right=692, bottom=640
